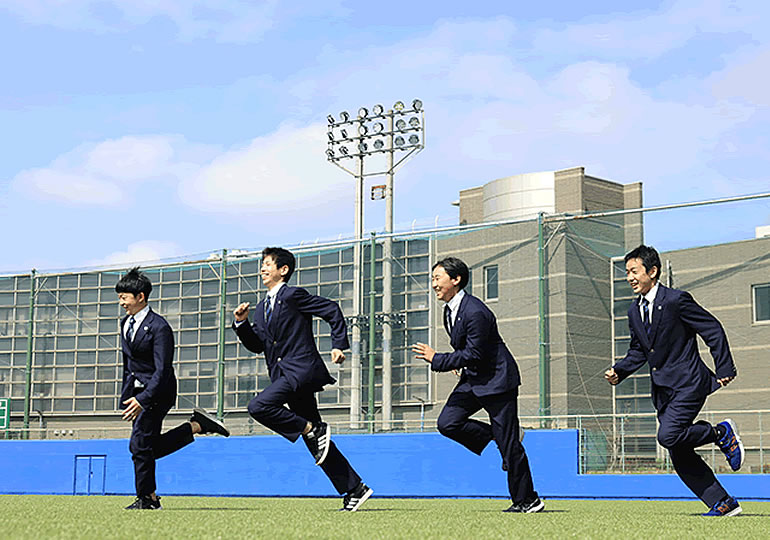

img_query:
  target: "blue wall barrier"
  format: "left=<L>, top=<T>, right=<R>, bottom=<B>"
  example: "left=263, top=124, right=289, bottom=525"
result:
left=1, top=430, right=767, bottom=499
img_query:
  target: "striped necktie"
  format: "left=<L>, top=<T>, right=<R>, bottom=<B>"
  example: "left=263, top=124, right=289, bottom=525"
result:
left=641, top=298, right=651, bottom=335
left=265, top=297, right=273, bottom=323
left=127, top=316, right=136, bottom=342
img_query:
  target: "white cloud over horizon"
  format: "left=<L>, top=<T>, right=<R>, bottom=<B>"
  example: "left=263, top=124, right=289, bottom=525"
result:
left=86, top=240, right=184, bottom=268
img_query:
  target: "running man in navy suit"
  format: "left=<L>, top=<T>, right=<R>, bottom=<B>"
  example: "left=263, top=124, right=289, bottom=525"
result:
left=117, top=268, right=230, bottom=510
left=412, top=257, right=543, bottom=513
left=232, top=247, right=372, bottom=512
left=605, top=245, right=744, bottom=517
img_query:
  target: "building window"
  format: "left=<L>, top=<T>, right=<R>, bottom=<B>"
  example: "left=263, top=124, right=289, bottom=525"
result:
left=754, top=284, right=770, bottom=322
left=484, top=265, right=499, bottom=301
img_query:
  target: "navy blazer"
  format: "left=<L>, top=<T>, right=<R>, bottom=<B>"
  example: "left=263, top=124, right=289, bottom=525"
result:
left=119, top=308, right=176, bottom=410
left=432, top=293, right=521, bottom=397
left=613, top=285, right=737, bottom=409
left=233, top=285, right=350, bottom=393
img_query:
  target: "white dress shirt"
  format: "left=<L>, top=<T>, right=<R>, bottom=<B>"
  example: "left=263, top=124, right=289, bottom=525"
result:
left=445, top=289, right=466, bottom=328
left=124, top=304, right=150, bottom=342
left=638, top=282, right=660, bottom=324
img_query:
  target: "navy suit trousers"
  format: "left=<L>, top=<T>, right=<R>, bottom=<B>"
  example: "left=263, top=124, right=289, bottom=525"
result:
left=437, top=386, right=537, bottom=504
left=129, top=388, right=194, bottom=497
left=656, top=396, right=726, bottom=507
left=247, top=376, right=361, bottom=495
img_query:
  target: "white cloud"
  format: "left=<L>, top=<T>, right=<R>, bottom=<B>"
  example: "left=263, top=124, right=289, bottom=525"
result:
left=530, top=0, right=763, bottom=62
left=711, top=46, right=770, bottom=106
left=11, top=135, right=217, bottom=206
left=87, top=240, right=183, bottom=267
left=12, top=168, right=123, bottom=204
left=178, top=122, right=349, bottom=211
left=0, top=0, right=347, bottom=43
left=6, top=4, right=766, bottom=231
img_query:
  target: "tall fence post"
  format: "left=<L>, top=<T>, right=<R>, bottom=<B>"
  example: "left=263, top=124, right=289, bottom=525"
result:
left=217, top=250, right=227, bottom=420
left=759, top=411, right=765, bottom=474
left=620, top=415, right=626, bottom=473
left=537, top=213, right=550, bottom=428
left=367, top=232, right=376, bottom=433
left=22, top=269, right=36, bottom=439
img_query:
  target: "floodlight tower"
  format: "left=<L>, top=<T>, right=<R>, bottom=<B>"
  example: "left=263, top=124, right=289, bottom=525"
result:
left=326, top=100, right=425, bottom=429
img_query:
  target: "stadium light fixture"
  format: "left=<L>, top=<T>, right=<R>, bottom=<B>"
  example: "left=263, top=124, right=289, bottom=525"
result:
left=324, top=99, right=425, bottom=431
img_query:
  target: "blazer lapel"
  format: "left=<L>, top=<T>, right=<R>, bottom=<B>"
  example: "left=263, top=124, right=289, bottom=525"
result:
left=269, top=286, right=288, bottom=335
left=647, top=285, right=667, bottom=345
left=450, top=294, right=470, bottom=346
left=130, top=309, right=154, bottom=351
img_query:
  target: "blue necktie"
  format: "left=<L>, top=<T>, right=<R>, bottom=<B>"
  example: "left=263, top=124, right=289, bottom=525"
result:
left=641, top=298, right=651, bottom=335
left=444, top=305, right=453, bottom=336
left=265, top=297, right=273, bottom=323
left=126, top=316, right=136, bottom=342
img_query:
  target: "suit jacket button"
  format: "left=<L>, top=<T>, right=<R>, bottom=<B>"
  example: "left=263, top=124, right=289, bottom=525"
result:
left=652, top=367, right=657, bottom=371
left=650, top=348, right=654, bottom=354
left=273, top=340, right=277, bottom=345
left=277, top=357, right=281, bottom=362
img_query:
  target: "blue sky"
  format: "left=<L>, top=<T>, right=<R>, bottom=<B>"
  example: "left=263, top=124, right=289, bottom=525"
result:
left=1, top=0, right=769, bottom=273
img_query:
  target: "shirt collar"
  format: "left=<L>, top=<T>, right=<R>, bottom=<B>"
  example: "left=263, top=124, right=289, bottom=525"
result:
left=130, top=304, right=150, bottom=326
left=447, top=288, right=466, bottom=313
left=640, top=282, right=660, bottom=306
left=267, top=281, right=285, bottom=298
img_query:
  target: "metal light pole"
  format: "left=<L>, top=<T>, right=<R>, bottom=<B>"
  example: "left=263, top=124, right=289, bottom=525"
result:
left=326, top=100, right=425, bottom=429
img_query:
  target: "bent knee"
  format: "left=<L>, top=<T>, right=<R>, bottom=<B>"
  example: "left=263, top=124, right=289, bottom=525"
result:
left=657, top=429, right=682, bottom=449
left=437, top=413, right=461, bottom=436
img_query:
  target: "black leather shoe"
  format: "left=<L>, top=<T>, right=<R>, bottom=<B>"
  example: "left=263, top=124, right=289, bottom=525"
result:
left=125, top=495, right=162, bottom=510
left=190, top=408, right=230, bottom=437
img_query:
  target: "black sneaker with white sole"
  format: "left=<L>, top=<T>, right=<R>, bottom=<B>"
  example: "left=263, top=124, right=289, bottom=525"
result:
left=125, top=495, right=162, bottom=510
left=504, top=497, right=544, bottom=513
left=303, top=422, right=330, bottom=465
left=190, top=408, right=230, bottom=437
left=340, top=483, right=373, bottom=512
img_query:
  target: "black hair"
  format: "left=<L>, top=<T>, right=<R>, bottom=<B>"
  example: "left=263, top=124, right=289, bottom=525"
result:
left=262, top=247, right=296, bottom=282
left=433, top=256, right=469, bottom=290
left=115, top=267, right=152, bottom=300
left=624, top=245, right=661, bottom=278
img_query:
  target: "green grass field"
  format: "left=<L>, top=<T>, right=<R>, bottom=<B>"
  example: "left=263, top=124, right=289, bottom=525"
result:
left=1, top=496, right=768, bottom=539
